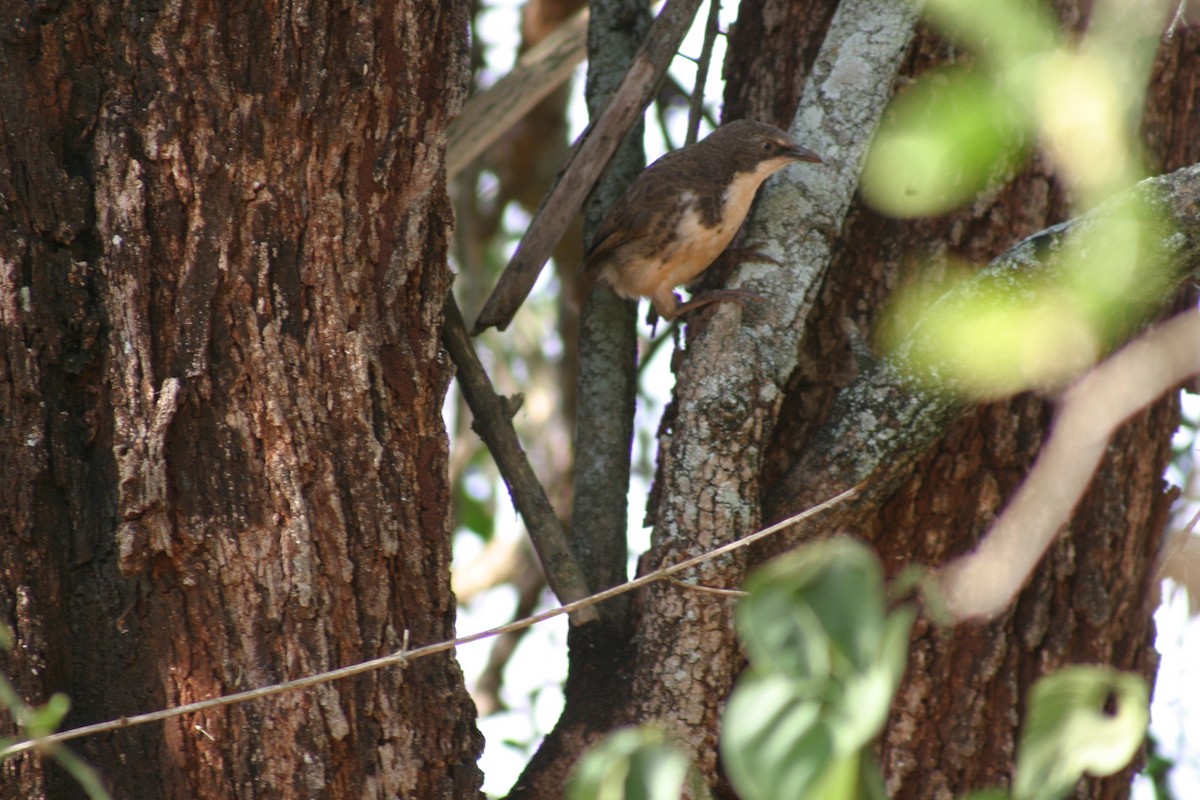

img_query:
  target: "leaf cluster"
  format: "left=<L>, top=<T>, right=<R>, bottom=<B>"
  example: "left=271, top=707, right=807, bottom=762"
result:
left=567, top=539, right=1150, bottom=800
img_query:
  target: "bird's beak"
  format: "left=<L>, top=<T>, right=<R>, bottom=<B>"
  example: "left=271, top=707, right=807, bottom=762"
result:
left=787, top=144, right=822, bottom=164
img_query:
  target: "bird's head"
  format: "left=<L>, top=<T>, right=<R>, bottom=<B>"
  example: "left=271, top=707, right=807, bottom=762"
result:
left=708, top=119, right=822, bottom=175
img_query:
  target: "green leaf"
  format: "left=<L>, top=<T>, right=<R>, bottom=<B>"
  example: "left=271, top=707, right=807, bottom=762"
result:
left=1013, top=667, right=1149, bottom=800
left=567, top=726, right=693, bottom=800
left=740, top=538, right=886, bottom=678
left=862, top=68, right=1029, bottom=218
left=886, top=564, right=928, bottom=605
left=923, top=0, right=1058, bottom=64
left=721, top=673, right=833, bottom=800
left=726, top=539, right=916, bottom=800
left=453, top=476, right=496, bottom=539
left=736, top=578, right=831, bottom=685
left=807, top=750, right=860, bottom=800
left=825, top=608, right=916, bottom=753
left=0, top=673, right=30, bottom=723
left=725, top=678, right=894, bottom=800
left=853, top=755, right=889, bottom=800
left=26, top=693, right=71, bottom=739
left=806, top=751, right=890, bottom=800
left=878, top=606, right=916, bottom=692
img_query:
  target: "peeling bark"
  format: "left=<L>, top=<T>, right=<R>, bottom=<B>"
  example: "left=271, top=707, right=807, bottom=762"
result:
left=0, top=2, right=481, bottom=798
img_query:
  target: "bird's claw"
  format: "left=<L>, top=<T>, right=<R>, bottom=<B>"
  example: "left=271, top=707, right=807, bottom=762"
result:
left=676, top=288, right=766, bottom=319
left=725, top=243, right=781, bottom=268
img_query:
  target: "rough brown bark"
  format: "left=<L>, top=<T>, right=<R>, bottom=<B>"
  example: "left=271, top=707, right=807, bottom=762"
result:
left=0, top=2, right=481, bottom=798
left=743, top=2, right=1198, bottom=799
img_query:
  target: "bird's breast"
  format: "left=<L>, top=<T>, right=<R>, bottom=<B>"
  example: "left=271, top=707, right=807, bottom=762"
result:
left=605, top=197, right=736, bottom=298
left=720, top=161, right=781, bottom=227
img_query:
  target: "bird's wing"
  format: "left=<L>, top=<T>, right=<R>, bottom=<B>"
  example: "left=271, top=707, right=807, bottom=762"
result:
left=581, top=153, right=690, bottom=275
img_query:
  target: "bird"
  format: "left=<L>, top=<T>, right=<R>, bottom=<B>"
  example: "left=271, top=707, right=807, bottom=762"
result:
left=582, top=119, right=821, bottom=322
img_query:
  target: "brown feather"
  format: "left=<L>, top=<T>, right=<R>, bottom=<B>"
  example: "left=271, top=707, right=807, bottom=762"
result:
left=581, top=119, right=821, bottom=320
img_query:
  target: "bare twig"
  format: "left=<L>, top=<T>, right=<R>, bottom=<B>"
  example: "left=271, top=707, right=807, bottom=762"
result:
left=0, top=485, right=859, bottom=761
left=685, top=0, right=722, bottom=146
left=442, top=295, right=597, bottom=622
left=936, top=310, right=1200, bottom=621
left=667, top=576, right=747, bottom=598
left=470, top=0, right=706, bottom=334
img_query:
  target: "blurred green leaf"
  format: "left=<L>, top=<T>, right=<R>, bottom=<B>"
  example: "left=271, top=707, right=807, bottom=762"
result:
left=27, top=693, right=71, bottom=739
left=923, top=0, right=1058, bottom=64
left=899, top=279, right=1101, bottom=398
left=856, top=755, right=889, bottom=800
left=1013, top=667, right=1148, bottom=800
left=886, top=563, right=928, bottom=604
left=740, top=538, right=885, bottom=677
left=736, top=580, right=832, bottom=686
left=1139, top=734, right=1179, bottom=800
left=867, top=0, right=1170, bottom=397
left=454, top=483, right=496, bottom=539
left=1059, top=197, right=1172, bottom=329
left=825, top=606, right=914, bottom=755
left=885, top=187, right=1176, bottom=400
left=567, top=726, right=694, bottom=800
left=809, top=751, right=861, bottom=800
left=862, top=68, right=1028, bottom=217
left=725, top=539, right=914, bottom=800
left=724, top=672, right=893, bottom=800
left=721, top=673, right=833, bottom=800
left=1025, top=49, right=1145, bottom=205
left=0, top=674, right=27, bottom=724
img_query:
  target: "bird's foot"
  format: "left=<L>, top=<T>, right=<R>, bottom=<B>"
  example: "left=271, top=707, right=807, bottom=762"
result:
left=724, top=243, right=781, bottom=268
left=676, top=288, right=766, bottom=318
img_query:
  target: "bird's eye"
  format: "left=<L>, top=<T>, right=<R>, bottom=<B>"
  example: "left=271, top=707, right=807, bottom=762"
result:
left=762, top=141, right=774, bottom=152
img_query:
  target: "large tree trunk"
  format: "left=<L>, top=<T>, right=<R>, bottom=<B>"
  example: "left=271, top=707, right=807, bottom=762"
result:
left=511, top=1, right=1199, bottom=798
left=0, top=2, right=481, bottom=798
left=744, top=3, right=1196, bottom=795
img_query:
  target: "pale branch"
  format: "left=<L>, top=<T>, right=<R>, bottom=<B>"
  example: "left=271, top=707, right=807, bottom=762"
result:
left=936, top=309, right=1200, bottom=620
left=624, top=0, right=925, bottom=766
left=766, top=163, right=1200, bottom=517
left=0, top=486, right=859, bottom=761
left=635, top=0, right=924, bottom=618
left=441, top=295, right=598, bottom=623
left=470, top=0, right=706, bottom=334
left=445, top=8, right=589, bottom=181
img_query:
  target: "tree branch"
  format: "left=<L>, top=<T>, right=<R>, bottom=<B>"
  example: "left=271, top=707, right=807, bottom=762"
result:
left=685, top=0, right=722, bottom=146
left=766, top=163, right=1200, bottom=519
left=936, top=308, right=1200, bottom=620
left=470, top=0, right=706, bottom=334
left=441, top=295, right=598, bottom=623
left=566, top=0, right=650, bottom=623
left=627, top=0, right=924, bottom=775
